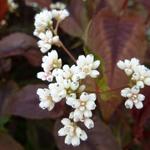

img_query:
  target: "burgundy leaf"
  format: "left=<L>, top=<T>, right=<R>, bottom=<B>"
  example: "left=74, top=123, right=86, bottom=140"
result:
left=0, top=81, right=18, bottom=115
left=54, top=115, right=121, bottom=150
left=86, top=9, right=147, bottom=120
left=0, top=58, right=12, bottom=74
left=131, top=86, right=150, bottom=140
left=0, top=33, right=42, bottom=66
left=23, top=49, right=42, bottom=67
left=60, top=0, right=88, bottom=37
left=0, top=32, right=37, bottom=58
left=4, top=84, right=64, bottom=119
left=105, top=0, right=127, bottom=13
left=86, top=9, right=146, bottom=89
left=0, top=133, right=23, bottom=150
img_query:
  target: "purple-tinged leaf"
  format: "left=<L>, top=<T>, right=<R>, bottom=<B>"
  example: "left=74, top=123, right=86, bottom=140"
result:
left=4, top=84, right=64, bottom=119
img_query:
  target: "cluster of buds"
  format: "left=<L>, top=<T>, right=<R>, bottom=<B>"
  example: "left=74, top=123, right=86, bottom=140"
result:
left=117, top=58, right=150, bottom=109
left=33, top=2, right=69, bottom=53
left=34, top=2, right=100, bottom=147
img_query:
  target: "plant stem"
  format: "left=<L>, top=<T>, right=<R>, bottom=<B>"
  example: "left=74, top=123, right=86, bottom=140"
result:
left=54, top=20, right=60, bottom=35
left=59, top=41, right=76, bottom=63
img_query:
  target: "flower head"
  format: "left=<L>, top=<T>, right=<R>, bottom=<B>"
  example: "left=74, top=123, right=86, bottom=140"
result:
left=76, top=54, right=100, bottom=79
left=37, top=50, right=62, bottom=81
left=52, top=9, right=69, bottom=21
left=34, top=10, right=53, bottom=37
left=66, top=92, right=96, bottom=121
left=121, top=86, right=145, bottom=109
left=37, top=30, right=59, bottom=53
left=37, top=88, right=55, bottom=111
left=117, top=58, right=140, bottom=76
left=132, top=65, right=150, bottom=88
left=58, top=118, right=88, bottom=146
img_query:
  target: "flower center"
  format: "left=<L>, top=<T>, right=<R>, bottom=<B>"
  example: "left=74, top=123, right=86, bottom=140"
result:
left=83, top=66, right=90, bottom=74
left=140, top=75, right=145, bottom=80
left=131, top=94, right=137, bottom=101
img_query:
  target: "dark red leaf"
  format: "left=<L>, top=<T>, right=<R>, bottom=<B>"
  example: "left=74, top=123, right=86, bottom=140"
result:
left=86, top=9, right=147, bottom=120
left=0, top=59, right=12, bottom=74
left=23, top=49, right=42, bottom=67
left=0, top=81, right=18, bottom=115
left=4, top=84, right=64, bottom=119
left=0, top=133, right=23, bottom=150
left=0, top=32, right=37, bottom=57
left=0, top=0, right=8, bottom=21
left=131, top=86, right=150, bottom=140
left=60, top=0, right=88, bottom=37
left=54, top=115, right=121, bottom=150
left=105, top=0, right=127, bottom=13
left=0, top=33, right=42, bottom=66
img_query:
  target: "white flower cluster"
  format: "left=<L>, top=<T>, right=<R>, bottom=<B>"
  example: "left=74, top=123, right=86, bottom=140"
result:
left=117, top=58, right=150, bottom=109
left=7, top=0, right=18, bottom=12
left=35, top=2, right=100, bottom=146
left=37, top=50, right=100, bottom=146
left=34, top=3, right=69, bottom=53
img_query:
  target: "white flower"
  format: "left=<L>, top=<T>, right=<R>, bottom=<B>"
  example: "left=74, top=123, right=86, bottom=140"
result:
left=117, top=58, right=140, bottom=76
left=53, top=65, right=80, bottom=82
left=37, top=71, right=53, bottom=82
left=34, top=10, right=53, bottom=37
left=49, top=83, right=67, bottom=102
left=76, top=54, right=100, bottom=79
left=50, top=2, right=66, bottom=10
left=42, top=50, right=62, bottom=71
left=36, top=88, right=55, bottom=111
left=66, top=92, right=96, bottom=121
left=58, top=118, right=88, bottom=146
left=7, top=0, right=18, bottom=12
left=69, top=112, right=94, bottom=129
left=121, top=86, right=145, bottom=109
left=37, top=30, right=59, bottom=53
left=37, top=50, right=62, bottom=81
left=132, top=65, right=150, bottom=88
left=52, top=9, right=69, bottom=21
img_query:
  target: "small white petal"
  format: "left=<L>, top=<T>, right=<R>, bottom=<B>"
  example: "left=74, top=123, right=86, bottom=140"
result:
left=71, top=136, right=80, bottom=147
left=84, top=118, right=94, bottom=129
left=84, top=110, right=92, bottom=118
left=80, top=130, right=88, bottom=141
left=58, top=127, right=67, bottom=136
left=135, top=102, right=143, bottom=109
left=86, top=101, right=96, bottom=110
left=125, top=99, right=133, bottom=109
left=117, top=60, right=125, bottom=70
left=61, top=118, right=70, bottom=125
left=138, top=94, right=145, bottom=101
left=144, top=78, right=150, bottom=86
left=90, top=70, right=100, bottom=78
left=65, top=135, right=71, bottom=145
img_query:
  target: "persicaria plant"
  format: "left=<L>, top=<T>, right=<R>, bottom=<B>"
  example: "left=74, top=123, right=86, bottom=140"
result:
left=1, top=0, right=150, bottom=149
